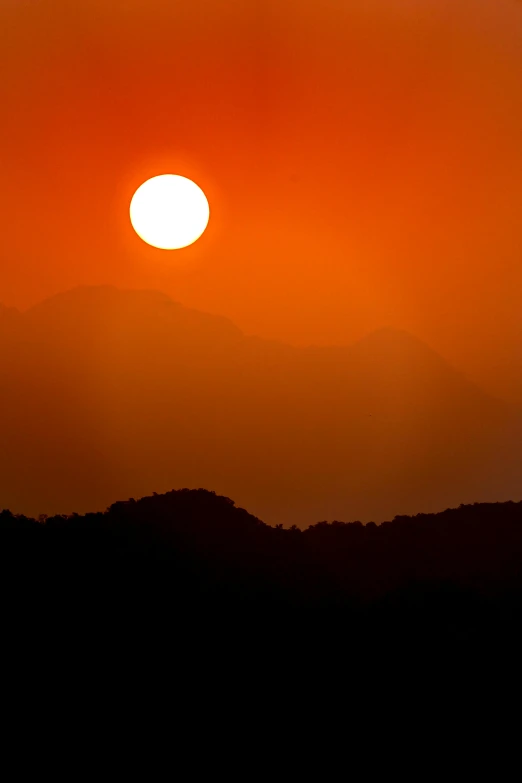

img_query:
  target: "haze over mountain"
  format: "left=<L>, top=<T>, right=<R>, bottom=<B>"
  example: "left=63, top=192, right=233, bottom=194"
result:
left=1, top=285, right=521, bottom=525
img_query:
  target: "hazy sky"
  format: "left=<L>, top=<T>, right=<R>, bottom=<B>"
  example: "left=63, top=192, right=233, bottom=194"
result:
left=1, top=0, right=521, bottom=397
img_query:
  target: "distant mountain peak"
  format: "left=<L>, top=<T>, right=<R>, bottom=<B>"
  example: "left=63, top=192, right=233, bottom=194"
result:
left=354, top=326, right=433, bottom=348
left=24, top=284, right=174, bottom=314
left=348, top=325, right=451, bottom=365
left=22, top=284, right=245, bottom=342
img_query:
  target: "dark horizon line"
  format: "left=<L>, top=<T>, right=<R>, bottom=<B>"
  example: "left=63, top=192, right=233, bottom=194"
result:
left=4, top=486, right=522, bottom=532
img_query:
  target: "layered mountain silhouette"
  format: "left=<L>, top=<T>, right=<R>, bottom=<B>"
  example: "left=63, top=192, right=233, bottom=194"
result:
left=1, top=285, right=521, bottom=525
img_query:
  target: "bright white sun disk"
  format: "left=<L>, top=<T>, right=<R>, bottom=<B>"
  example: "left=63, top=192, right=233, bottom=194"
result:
left=130, top=174, right=210, bottom=250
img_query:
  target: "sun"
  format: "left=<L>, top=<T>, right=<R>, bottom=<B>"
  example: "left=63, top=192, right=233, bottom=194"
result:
left=130, top=174, right=210, bottom=250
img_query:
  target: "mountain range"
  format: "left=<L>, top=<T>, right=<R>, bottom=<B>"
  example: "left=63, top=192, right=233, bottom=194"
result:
left=0, top=285, right=521, bottom=525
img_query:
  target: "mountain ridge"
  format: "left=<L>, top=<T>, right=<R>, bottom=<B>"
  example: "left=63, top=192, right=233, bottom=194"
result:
left=1, top=286, right=516, bottom=404
left=1, top=285, right=521, bottom=525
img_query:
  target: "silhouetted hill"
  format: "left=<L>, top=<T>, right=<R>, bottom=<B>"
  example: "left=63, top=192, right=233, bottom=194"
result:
left=2, top=490, right=522, bottom=654
left=1, top=286, right=521, bottom=524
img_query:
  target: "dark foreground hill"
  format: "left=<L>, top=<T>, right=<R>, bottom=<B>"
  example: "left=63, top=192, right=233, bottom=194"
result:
left=3, top=489, right=522, bottom=655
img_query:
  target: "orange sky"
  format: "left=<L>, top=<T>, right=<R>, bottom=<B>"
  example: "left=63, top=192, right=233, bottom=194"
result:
left=1, top=0, right=522, bottom=399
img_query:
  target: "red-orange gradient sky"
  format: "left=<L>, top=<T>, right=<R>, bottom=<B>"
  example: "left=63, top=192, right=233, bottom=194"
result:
left=1, top=0, right=522, bottom=398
